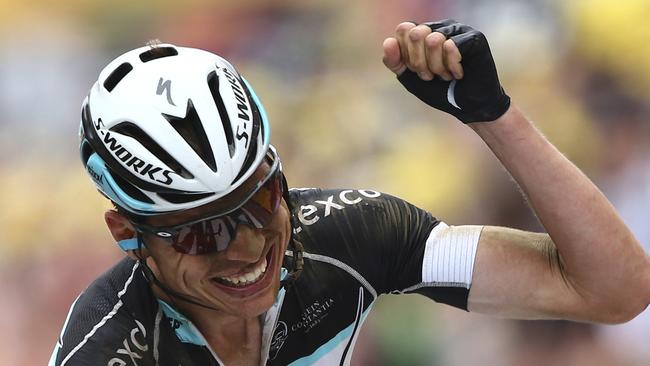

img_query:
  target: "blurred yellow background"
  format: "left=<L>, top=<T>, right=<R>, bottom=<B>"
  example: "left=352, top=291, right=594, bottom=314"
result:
left=1, top=0, right=649, bottom=365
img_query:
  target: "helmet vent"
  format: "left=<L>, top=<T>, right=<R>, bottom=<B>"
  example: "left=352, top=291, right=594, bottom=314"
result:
left=80, top=139, right=94, bottom=165
left=233, top=124, right=259, bottom=183
left=161, top=99, right=218, bottom=172
left=109, top=167, right=156, bottom=204
left=110, top=122, right=194, bottom=179
left=207, top=71, right=235, bottom=158
left=158, top=191, right=214, bottom=204
left=104, top=62, right=133, bottom=92
left=139, top=46, right=178, bottom=63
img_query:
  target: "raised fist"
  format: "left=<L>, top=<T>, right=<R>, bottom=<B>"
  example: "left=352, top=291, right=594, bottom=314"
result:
left=383, top=19, right=510, bottom=123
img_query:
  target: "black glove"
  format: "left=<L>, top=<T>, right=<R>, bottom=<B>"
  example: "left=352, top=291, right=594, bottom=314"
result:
left=397, top=19, right=510, bottom=123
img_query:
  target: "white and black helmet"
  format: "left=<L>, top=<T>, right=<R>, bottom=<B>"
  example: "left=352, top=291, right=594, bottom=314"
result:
left=79, top=44, right=270, bottom=215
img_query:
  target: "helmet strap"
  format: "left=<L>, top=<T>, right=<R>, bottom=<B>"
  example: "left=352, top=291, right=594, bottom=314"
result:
left=279, top=174, right=304, bottom=289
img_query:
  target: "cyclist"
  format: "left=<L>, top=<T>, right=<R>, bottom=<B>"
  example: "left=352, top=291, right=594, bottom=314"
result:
left=50, top=20, right=650, bottom=365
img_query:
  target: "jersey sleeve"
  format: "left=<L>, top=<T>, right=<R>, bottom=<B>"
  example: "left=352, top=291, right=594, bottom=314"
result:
left=49, top=259, right=159, bottom=366
left=290, top=189, right=482, bottom=310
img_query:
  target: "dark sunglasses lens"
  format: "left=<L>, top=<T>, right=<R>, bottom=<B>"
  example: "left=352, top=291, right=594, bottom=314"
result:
left=167, top=164, right=283, bottom=255
left=172, top=217, right=236, bottom=255
left=240, top=169, right=284, bottom=228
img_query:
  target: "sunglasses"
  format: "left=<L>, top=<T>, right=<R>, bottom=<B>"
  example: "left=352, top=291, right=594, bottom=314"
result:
left=132, top=147, right=284, bottom=255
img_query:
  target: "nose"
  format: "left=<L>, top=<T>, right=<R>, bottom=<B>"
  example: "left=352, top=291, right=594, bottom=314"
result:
left=221, top=223, right=265, bottom=263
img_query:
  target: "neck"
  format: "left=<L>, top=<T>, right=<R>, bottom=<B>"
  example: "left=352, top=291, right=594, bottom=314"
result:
left=178, top=295, right=262, bottom=346
left=185, top=301, right=263, bottom=364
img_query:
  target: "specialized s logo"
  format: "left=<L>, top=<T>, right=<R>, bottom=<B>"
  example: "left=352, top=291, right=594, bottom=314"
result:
left=269, top=321, right=288, bottom=360
left=107, top=319, right=148, bottom=366
left=156, top=77, right=176, bottom=106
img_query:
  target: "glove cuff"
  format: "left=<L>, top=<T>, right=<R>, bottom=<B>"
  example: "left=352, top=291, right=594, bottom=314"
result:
left=460, top=90, right=511, bottom=123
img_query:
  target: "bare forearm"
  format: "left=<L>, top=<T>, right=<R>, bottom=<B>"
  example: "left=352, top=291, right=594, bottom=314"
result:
left=470, top=105, right=650, bottom=320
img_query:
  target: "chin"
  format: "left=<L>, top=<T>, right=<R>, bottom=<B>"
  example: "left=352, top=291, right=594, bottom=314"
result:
left=213, top=275, right=281, bottom=319
left=237, top=285, right=279, bottom=317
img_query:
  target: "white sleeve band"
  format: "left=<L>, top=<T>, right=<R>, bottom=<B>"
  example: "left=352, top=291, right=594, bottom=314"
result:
left=421, top=223, right=483, bottom=289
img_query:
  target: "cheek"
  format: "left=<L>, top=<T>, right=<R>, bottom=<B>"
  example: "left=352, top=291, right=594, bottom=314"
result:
left=147, top=238, right=211, bottom=282
left=274, top=200, right=291, bottom=229
left=269, top=203, right=291, bottom=248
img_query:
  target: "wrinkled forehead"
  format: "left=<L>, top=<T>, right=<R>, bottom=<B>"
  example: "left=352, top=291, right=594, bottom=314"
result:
left=145, top=159, right=272, bottom=226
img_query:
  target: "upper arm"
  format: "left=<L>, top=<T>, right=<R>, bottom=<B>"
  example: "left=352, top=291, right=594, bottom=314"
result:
left=467, top=225, right=595, bottom=321
left=293, top=189, right=481, bottom=310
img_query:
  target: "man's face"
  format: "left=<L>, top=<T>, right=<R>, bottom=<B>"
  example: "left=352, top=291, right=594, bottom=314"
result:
left=130, top=161, right=291, bottom=319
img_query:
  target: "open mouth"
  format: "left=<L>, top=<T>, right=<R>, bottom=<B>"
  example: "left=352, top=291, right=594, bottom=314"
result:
left=210, top=245, right=276, bottom=295
left=214, top=255, right=269, bottom=287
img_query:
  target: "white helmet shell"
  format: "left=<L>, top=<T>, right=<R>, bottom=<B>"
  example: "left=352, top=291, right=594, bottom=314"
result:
left=79, top=44, right=270, bottom=215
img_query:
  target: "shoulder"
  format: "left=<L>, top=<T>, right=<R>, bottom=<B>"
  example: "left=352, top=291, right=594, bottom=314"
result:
left=52, top=257, right=158, bottom=365
left=286, top=187, right=441, bottom=287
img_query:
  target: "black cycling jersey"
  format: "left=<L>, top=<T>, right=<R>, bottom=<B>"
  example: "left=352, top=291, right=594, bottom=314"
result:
left=50, top=188, right=480, bottom=365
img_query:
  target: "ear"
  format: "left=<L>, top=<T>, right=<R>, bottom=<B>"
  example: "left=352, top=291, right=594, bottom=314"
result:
left=104, top=210, right=150, bottom=260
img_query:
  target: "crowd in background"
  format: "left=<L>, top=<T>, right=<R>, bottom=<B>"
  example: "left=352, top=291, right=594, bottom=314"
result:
left=1, top=0, right=649, bottom=364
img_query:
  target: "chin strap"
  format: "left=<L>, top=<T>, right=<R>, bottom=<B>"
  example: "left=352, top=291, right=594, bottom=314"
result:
left=279, top=175, right=304, bottom=290
left=280, top=236, right=304, bottom=290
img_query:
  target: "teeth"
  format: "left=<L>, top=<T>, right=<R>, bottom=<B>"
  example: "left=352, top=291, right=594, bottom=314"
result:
left=217, top=258, right=268, bottom=287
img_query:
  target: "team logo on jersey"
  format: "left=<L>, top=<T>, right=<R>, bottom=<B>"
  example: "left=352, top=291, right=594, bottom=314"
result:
left=269, top=297, right=335, bottom=360
left=291, top=298, right=335, bottom=333
left=107, top=319, right=148, bottom=366
left=294, top=189, right=381, bottom=233
left=269, top=321, right=288, bottom=360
